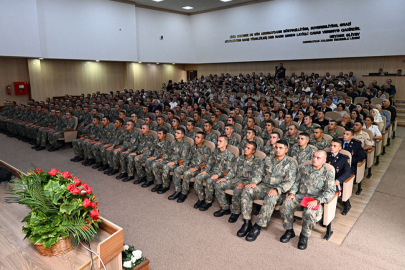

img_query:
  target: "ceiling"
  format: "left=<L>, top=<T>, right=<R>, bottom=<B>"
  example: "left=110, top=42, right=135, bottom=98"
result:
left=128, top=0, right=266, bottom=14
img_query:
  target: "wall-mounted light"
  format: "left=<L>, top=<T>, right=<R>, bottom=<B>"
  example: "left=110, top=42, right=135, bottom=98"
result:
left=152, top=0, right=164, bottom=2
left=172, top=63, right=175, bottom=65
left=96, top=60, right=100, bottom=62
left=220, top=0, right=232, bottom=2
left=138, top=61, right=142, bottom=63
left=39, top=58, right=44, bottom=60
left=182, top=6, right=194, bottom=10
left=156, top=62, right=159, bottom=64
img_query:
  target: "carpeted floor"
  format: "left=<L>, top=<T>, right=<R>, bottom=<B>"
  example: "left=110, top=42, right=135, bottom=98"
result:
left=1, top=129, right=405, bottom=270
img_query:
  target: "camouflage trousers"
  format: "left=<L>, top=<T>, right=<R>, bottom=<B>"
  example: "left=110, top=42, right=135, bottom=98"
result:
left=129, top=154, right=148, bottom=177
left=109, top=149, right=124, bottom=170
left=280, top=194, right=323, bottom=237
left=83, top=141, right=97, bottom=159
left=93, top=144, right=109, bottom=164
left=241, top=184, right=285, bottom=227
left=36, top=128, right=49, bottom=146
left=194, top=172, right=219, bottom=203
left=73, top=139, right=86, bottom=157
left=78, top=126, right=89, bottom=136
left=215, top=178, right=249, bottom=214
left=49, top=132, right=64, bottom=147
left=144, top=159, right=156, bottom=181
left=161, top=163, right=178, bottom=188
left=173, top=166, right=199, bottom=195
left=6, top=120, right=17, bottom=134
left=118, top=151, right=132, bottom=174
left=151, top=160, right=165, bottom=185
left=99, top=145, right=115, bottom=165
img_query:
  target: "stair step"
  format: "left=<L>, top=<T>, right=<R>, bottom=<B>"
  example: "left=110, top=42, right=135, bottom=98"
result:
left=397, top=113, right=405, bottom=118
left=397, top=108, right=405, bottom=113
left=395, top=103, right=405, bottom=107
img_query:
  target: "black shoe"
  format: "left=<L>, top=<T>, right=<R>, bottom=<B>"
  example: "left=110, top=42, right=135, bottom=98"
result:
left=133, top=177, right=146, bottom=184
left=297, top=233, right=308, bottom=250
left=36, top=146, right=46, bottom=151
left=177, top=194, right=187, bottom=203
left=48, top=146, right=59, bottom=152
left=199, top=202, right=212, bottom=211
left=342, top=200, right=351, bottom=216
left=228, top=213, right=240, bottom=223
left=107, top=169, right=119, bottom=176
left=99, top=164, right=109, bottom=171
left=151, top=184, right=162, bottom=192
left=71, top=156, right=79, bottom=161
left=141, top=181, right=154, bottom=188
left=213, top=208, right=231, bottom=217
left=237, top=219, right=252, bottom=237
left=73, top=157, right=84, bottom=162
left=32, top=144, right=39, bottom=149
left=122, top=176, right=135, bottom=182
left=30, top=139, right=36, bottom=144
left=82, top=159, right=89, bottom=165
left=168, top=191, right=181, bottom=200
left=85, top=159, right=95, bottom=166
left=157, top=186, right=170, bottom=194
left=104, top=168, right=113, bottom=174
left=280, top=229, right=296, bottom=243
left=92, top=162, right=102, bottom=169
left=116, top=173, right=127, bottom=179
left=194, top=200, right=204, bottom=209
left=246, top=224, right=261, bottom=241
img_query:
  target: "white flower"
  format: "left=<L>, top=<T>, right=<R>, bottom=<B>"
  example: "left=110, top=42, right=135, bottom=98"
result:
left=131, top=256, right=136, bottom=263
left=123, top=261, right=132, bottom=268
left=132, top=250, right=142, bottom=260
left=123, top=245, right=129, bottom=251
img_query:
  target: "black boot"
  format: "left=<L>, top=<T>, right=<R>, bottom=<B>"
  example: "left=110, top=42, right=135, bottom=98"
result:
left=141, top=181, right=154, bottom=188
left=168, top=191, right=181, bottom=200
left=116, top=173, right=127, bottom=179
left=199, top=201, right=212, bottom=211
left=237, top=219, right=252, bottom=237
left=177, top=194, right=187, bottom=203
left=85, top=159, right=95, bottom=166
left=297, top=233, right=308, bottom=250
left=73, top=156, right=84, bottom=162
left=194, top=200, right=204, bottom=209
left=92, top=162, right=102, bottom=169
left=228, top=213, right=240, bottom=223
left=342, top=200, right=351, bottom=216
left=32, top=144, right=39, bottom=149
left=133, top=177, right=146, bottom=184
left=151, top=184, right=162, bottom=192
left=213, top=208, right=231, bottom=217
left=82, top=159, right=89, bottom=165
left=99, top=164, right=109, bottom=171
left=36, top=146, right=46, bottom=151
left=280, top=229, right=296, bottom=243
left=122, top=176, right=135, bottom=182
left=71, top=156, right=79, bottom=161
left=246, top=224, right=261, bottom=241
left=157, top=186, right=170, bottom=194
left=107, top=169, right=119, bottom=176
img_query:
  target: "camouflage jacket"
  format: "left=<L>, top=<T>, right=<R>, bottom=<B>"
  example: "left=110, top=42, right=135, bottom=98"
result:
left=80, top=113, right=92, bottom=126
left=212, top=121, right=223, bottom=133
left=227, top=133, right=239, bottom=147
left=225, top=154, right=263, bottom=184
left=130, top=133, right=155, bottom=154
left=279, top=122, right=291, bottom=135
left=95, top=124, right=114, bottom=142
left=162, top=138, right=191, bottom=164
left=85, top=124, right=102, bottom=140
left=204, top=148, right=235, bottom=176
left=289, top=145, right=316, bottom=166
left=110, top=128, right=127, bottom=147
left=257, top=155, right=298, bottom=193
left=325, top=130, right=341, bottom=140
left=205, top=131, right=218, bottom=145
left=284, top=134, right=298, bottom=148
left=152, top=124, right=168, bottom=133
left=184, top=144, right=211, bottom=169
left=147, top=139, right=171, bottom=159
left=194, top=120, right=205, bottom=129
left=185, top=129, right=197, bottom=139
left=309, top=138, right=330, bottom=150
left=239, top=137, right=262, bottom=154
left=263, top=144, right=276, bottom=156
left=299, top=123, right=316, bottom=135
left=290, top=163, right=335, bottom=203
left=121, top=131, right=140, bottom=152
left=259, top=130, right=272, bottom=145
left=62, top=118, right=75, bottom=132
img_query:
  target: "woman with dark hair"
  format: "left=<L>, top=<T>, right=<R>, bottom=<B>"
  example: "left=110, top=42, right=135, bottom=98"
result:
left=294, top=110, right=305, bottom=127
left=376, top=90, right=387, bottom=99
left=363, top=116, right=382, bottom=147
left=356, top=103, right=368, bottom=119
left=344, top=80, right=351, bottom=89
left=350, top=110, right=361, bottom=121
left=276, top=110, right=285, bottom=126
left=285, top=100, right=293, bottom=111
left=358, top=81, right=366, bottom=91
left=336, top=103, right=348, bottom=117
left=206, top=103, right=214, bottom=114
left=307, top=105, right=317, bottom=121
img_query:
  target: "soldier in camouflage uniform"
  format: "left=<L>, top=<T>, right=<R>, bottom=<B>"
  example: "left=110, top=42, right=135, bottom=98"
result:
left=237, top=140, right=298, bottom=241
left=279, top=114, right=293, bottom=136
left=241, top=117, right=259, bottom=138
left=259, top=121, right=275, bottom=145
left=203, top=121, right=218, bottom=145
left=298, top=116, right=316, bottom=135
left=238, top=129, right=262, bottom=155
left=280, top=150, right=335, bottom=250
left=77, top=107, right=92, bottom=135
left=72, top=116, right=101, bottom=161
left=35, top=109, right=63, bottom=150
left=165, top=110, right=175, bottom=124
left=226, top=117, right=241, bottom=135
left=214, top=141, right=263, bottom=222
left=169, top=132, right=211, bottom=202
left=325, top=120, right=341, bottom=140
left=210, top=114, right=223, bottom=133
left=185, top=120, right=197, bottom=139
left=121, top=124, right=155, bottom=182
left=152, top=116, right=168, bottom=133
left=194, top=135, right=235, bottom=211
left=101, top=119, right=126, bottom=174
left=215, top=108, right=228, bottom=124
left=109, top=105, right=121, bottom=123
left=193, top=111, right=205, bottom=130
left=224, top=124, right=239, bottom=148
left=262, top=132, right=280, bottom=156
left=201, top=108, right=211, bottom=122
left=48, top=111, right=75, bottom=151
left=151, top=127, right=190, bottom=194
left=179, top=112, right=188, bottom=127
left=229, top=110, right=242, bottom=125
left=168, top=118, right=180, bottom=135
left=259, top=112, right=272, bottom=131
left=284, top=124, right=299, bottom=151
left=309, top=127, right=331, bottom=150
left=289, top=132, right=316, bottom=166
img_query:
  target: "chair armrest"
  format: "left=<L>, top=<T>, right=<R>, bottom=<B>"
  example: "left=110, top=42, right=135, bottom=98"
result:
left=223, top=171, right=229, bottom=176
left=199, top=164, right=206, bottom=170
left=342, top=175, right=355, bottom=201
left=225, top=189, right=234, bottom=196
left=63, top=130, right=78, bottom=143
left=64, top=130, right=77, bottom=132
left=323, top=192, right=338, bottom=226
left=178, top=159, right=185, bottom=164
left=356, top=159, right=366, bottom=183
left=357, top=160, right=366, bottom=167
left=366, top=148, right=375, bottom=168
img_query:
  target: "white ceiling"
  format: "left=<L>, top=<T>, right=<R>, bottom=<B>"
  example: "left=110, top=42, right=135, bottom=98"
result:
left=129, top=0, right=264, bottom=14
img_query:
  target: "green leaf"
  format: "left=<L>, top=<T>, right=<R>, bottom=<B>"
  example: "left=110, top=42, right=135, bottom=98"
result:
left=43, top=236, right=59, bottom=248
left=60, top=200, right=81, bottom=215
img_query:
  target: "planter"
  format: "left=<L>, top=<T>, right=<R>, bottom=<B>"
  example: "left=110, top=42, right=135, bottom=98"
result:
left=133, top=258, right=150, bottom=270
left=32, top=237, right=73, bottom=257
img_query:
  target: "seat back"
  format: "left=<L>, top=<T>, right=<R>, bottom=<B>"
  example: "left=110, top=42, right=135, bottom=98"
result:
left=339, top=149, right=352, bottom=165
left=194, top=127, right=203, bottom=132
left=323, top=134, right=333, bottom=142
left=212, top=130, right=221, bottom=137
left=217, top=121, right=225, bottom=131
left=138, top=119, right=145, bottom=125
left=166, top=133, right=174, bottom=142
left=227, top=144, right=240, bottom=158
left=234, top=123, right=242, bottom=132
left=370, top=97, right=384, bottom=105
left=164, top=123, right=171, bottom=130
left=363, top=128, right=374, bottom=142
left=325, top=111, right=342, bottom=120
left=151, top=121, right=157, bottom=127
left=254, top=150, right=266, bottom=160
left=236, top=115, right=243, bottom=124
left=204, top=140, right=215, bottom=152
left=255, top=136, right=264, bottom=149
left=134, top=128, right=142, bottom=134
left=233, top=132, right=241, bottom=142
left=254, top=125, right=262, bottom=134
left=149, top=130, right=158, bottom=140
left=335, top=126, right=345, bottom=137
left=273, top=128, right=283, bottom=139
left=354, top=97, right=367, bottom=104
left=184, top=136, right=194, bottom=146
left=72, top=116, right=78, bottom=130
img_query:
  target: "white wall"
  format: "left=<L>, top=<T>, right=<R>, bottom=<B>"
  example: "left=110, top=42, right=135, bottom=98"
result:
left=36, top=0, right=137, bottom=61
left=135, top=8, right=195, bottom=63
left=191, top=0, right=405, bottom=63
left=0, top=0, right=42, bottom=57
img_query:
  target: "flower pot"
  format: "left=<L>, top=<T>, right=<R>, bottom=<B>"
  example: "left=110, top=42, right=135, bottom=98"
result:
left=32, top=237, right=73, bottom=257
left=133, top=258, right=150, bottom=270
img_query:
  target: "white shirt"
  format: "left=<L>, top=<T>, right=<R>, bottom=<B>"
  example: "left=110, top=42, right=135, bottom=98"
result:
left=328, top=103, right=337, bottom=110
left=363, top=124, right=381, bottom=146
left=169, top=101, right=178, bottom=109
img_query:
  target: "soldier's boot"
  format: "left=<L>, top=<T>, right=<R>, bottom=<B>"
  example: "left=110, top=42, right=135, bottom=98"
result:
left=36, top=146, right=46, bottom=151
left=104, top=167, right=113, bottom=174
left=199, top=201, right=212, bottom=211
left=237, top=219, right=252, bottom=237
left=151, top=184, right=162, bottom=192
left=99, top=164, right=109, bottom=171
left=116, top=173, right=127, bottom=179
left=168, top=191, right=181, bottom=200
left=194, top=200, right=204, bottom=209
left=82, top=159, right=89, bottom=165
left=246, top=224, right=261, bottom=242
left=92, top=162, right=102, bottom=169
left=342, top=199, right=351, bottom=216
left=85, top=159, right=96, bottom=166
left=297, top=233, right=308, bottom=250
left=213, top=208, right=231, bottom=217
left=107, top=169, right=119, bottom=176
left=31, top=144, right=39, bottom=149
left=157, top=185, right=170, bottom=194
left=122, top=175, right=135, bottom=182
left=141, top=180, right=154, bottom=188
left=280, top=229, right=296, bottom=243
left=71, top=156, right=80, bottom=161
left=133, top=177, right=146, bottom=185
left=176, top=194, right=187, bottom=203
left=228, top=213, right=240, bottom=223
left=73, top=156, right=84, bottom=162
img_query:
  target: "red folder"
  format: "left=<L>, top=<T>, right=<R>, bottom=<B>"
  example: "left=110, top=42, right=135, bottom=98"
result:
left=300, top=196, right=320, bottom=210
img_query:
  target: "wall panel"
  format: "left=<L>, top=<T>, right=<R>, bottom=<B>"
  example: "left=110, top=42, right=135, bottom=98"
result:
left=0, top=58, right=30, bottom=104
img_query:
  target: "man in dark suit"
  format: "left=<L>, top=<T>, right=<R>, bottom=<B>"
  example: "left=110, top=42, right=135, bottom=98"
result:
left=151, top=100, right=163, bottom=113
left=319, top=102, right=332, bottom=114
left=327, top=139, right=352, bottom=215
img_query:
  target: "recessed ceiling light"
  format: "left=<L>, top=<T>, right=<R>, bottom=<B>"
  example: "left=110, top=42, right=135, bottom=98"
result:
left=156, top=62, right=159, bottom=64
left=96, top=60, right=99, bottom=62
left=220, top=0, right=233, bottom=2
left=138, top=61, right=142, bottom=63
left=182, top=6, right=194, bottom=10
left=39, top=58, right=43, bottom=60
left=172, top=63, right=175, bottom=65
left=152, top=0, right=164, bottom=2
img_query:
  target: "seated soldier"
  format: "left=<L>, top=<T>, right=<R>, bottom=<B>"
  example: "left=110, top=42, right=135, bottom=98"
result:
left=89, top=116, right=115, bottom=169
left=280, top=150, right=335, bottom=250
left=72, top=116, right=102, bottom=165
left=259, top=112, right=272, bottom=131
left=298, top=115, right=316, bottom=135
left=153, top=116, right=168, bottom=132
left=98, top=119, right=125, bottom=172
left=224, top=124, right=239, bottom=147
left=194, top=136, right=235, bottom=211
left=284, top=124, right=299, bottom=149
left=313, top=111, right=329, bottom=129
left=151, top=128, right=191, bottom=194
left=210, top=114, right=223, bottom=133
left=179, top=111, right=188, bottom=127
left=214, top=142, right=263, bottom=222
left=226, top=117, right=241, bottom=135
left=289, top=132, right=316, bottom=166
left=309, top=127, right=330, bottom=150
left=239, top=129, right=262, bottom=155
left=279, top=114, right=293, bottom=136
left=48, top=111, right=75, bottom=152
left=262, top=132, right=280, bottom=156
left=168, top=118, right=180, bottom=135
left=259, top=121, right=274, bottom=145
left=203, top=121, right=218, bottom=145
left=185, top=120, right=197, bottom=139
left=342, top=129, right=366, bottom=174
left=130, top=113, right=142, bottom=128
left=241, top=117, right=257, bottom=138
left=327, top=139, right=352, bottom=215
left=239, top=140, right=298, bottom=241
left=165, top=109, right=175, bottom=124
left=170, top=132, right=211, bottom=203
left=325, top=120, right=341, bottom=139
left=193, top=111, right=204, bottom=129
left=353, top=120, right=373, bottom=151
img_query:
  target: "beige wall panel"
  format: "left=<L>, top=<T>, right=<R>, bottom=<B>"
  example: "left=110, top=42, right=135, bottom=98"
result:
left=0, top=58, right=30, bottom=104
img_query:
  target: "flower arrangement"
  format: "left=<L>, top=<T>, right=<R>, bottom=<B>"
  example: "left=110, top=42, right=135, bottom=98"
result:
left=122, top=244, right=145, bottom=270
left=7, top=167, right=101, bottom=250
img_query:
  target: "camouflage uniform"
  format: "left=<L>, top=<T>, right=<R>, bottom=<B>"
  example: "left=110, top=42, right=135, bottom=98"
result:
left=93, top=126, right=121, bottom=164
left=289, top=144, right=316, bottom=166
left=36, top=115, right=58, bottom=146
left=299, top=123, right=316, bottom=135
left=100, top=128, right=126, bottom=166
left=281, top=163, right=335, bottom=237
left=72, top=124, right=102, bottom=158
left=259, top=130, right=272, bottom=146
left=81, top=124, right=105, bottom=159
left=212, top=121, right=223, bottom=133
left=262, top=144, right=276, bottom=156
left=238, top=137, right=262, bottom=155
left=194, top=120, right=205, bottom=130
left=215, top=155, right=263, bottom=214
left=241, top=126, right=260, bottom=139
left=85, top=124, right=113, bottom=161
left=194, top=148, right=235, bottom=203
left=205, top=131, right=218, bottom=145
left=126, top=133, right=155, bottom=176
left=152, top=124, right=168, bottom=133
left=284, top=134, right=298, bottom=149
left=185, top=129, right=197, bottom=140
left=173, top=143, right=211, bottom=195
left=112, top=131, right=139, bottom=172
left=201, top=114, right=211, bottom=122
left=309, top=138, right=331, bottom=150
left=227, top=133, right=239, bottom=148
left=168, top=126, right=179, bottom=135
left=78, top=113, right=92, bottom=135
left=49, top=117, right=75, bottom=147
left=241, top=156, right=298, bottom=225
left=136, top=138, right=171, bottom=181
left=279, top=122, right=291, bottom=136
left=152, top=138, right=191, bottom=188
left=325, top=130, right=341, bottom=140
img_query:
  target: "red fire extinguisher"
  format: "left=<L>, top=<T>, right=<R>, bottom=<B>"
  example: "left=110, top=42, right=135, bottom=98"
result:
left=6, top=85, right=11, bottom=95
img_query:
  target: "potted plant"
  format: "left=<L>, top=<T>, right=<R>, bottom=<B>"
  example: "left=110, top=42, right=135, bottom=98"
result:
left=122, top=244, right=149, bottom=270
left=6, top=168, right=101, bottom=256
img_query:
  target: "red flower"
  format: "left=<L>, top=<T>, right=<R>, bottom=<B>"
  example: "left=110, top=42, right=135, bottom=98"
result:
left=66, top=183, right=75, bottom=191
left=48, top=168, right=60, bottom=176
left=83, top=198, right=92, bottom=208
left=91, top=202, right=97, bottom=208
left=34, top=168, right=42, bottom=175
left=73, top=178, right=81, bottom=186
left=72, top=187, right=81, bottom=195
left=83, top=185, right=92, bottom=195
left=62, top=171, right=72, bottom=179
left=81, top=182, right=89, bottom=188
left=90, top=209, right=99, bottom=219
